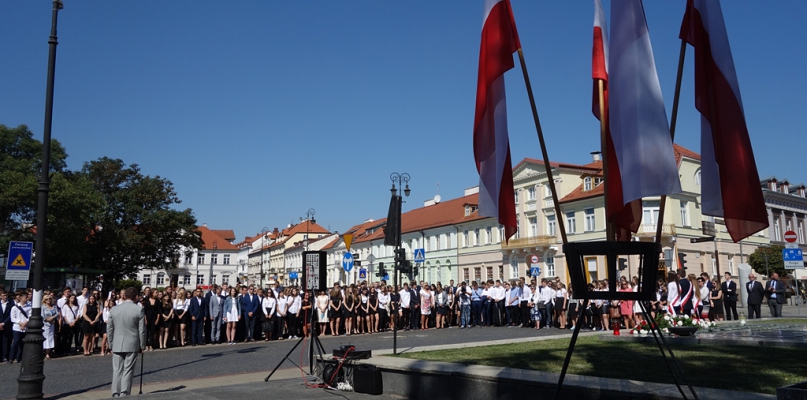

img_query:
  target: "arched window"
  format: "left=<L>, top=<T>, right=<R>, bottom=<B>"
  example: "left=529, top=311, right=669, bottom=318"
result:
left=544, top=251, right=555, bottom=277
left=695, top=169, right=701, bottom=186
left=509, top=253, right=519, bottom=279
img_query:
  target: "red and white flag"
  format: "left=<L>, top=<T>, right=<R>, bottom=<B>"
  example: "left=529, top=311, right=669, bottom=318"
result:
left=592, top=0, right=640, bottom=240
left=609, top=0, right=682, bottom=205
left=473, top=0, right=520, bottom=242
left=680, top=0, right=768, bottom=242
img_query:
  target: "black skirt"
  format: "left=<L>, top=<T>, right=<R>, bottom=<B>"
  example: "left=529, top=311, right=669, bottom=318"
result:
left=328, top=309, right=340, bottom=319
left=81, top=320, right=98, bottom=335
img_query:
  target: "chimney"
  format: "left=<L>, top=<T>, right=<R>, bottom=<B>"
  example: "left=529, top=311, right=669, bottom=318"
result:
left=590, top=151, right=601, bottom=162
left=203, top=223, right=207, bottom=227
left=273, top=227, right=279, bottom=234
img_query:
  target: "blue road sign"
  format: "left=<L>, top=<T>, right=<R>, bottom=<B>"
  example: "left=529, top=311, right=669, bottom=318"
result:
left=414, top=248, right=426, bottom=263
left=359, top=268, right=367, bottom=280
left=530, top=267, right=541, bottom=277
left=289, top=272, right=298, bottom=279
left=383, top=274, right=390, bottom=281
left=783, top=248, right=803, bottom=269
left=6, top=241, right=33, bottom=281
left=342, top=252, right=354, bottom=272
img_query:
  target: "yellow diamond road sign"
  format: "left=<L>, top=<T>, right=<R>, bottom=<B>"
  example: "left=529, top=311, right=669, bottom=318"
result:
left=12, top=254, right=26, bottom=267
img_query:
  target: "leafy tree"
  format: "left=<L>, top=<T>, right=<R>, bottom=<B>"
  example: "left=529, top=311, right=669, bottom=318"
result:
left=83, top=157, right=202, bottom=283
left=0, top=124, right=67, bottom=251
left=45, top=171, right=105, bottom=269
left=748, top=245, right=787, bottom=278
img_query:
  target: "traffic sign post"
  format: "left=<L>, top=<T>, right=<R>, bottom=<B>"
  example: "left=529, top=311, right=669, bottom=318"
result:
left=359, top=268, right=367, bottom=280
left=783, top=247, right=803, bottom=269
left=414, top=248, right=425, bottom=263
left=342, top=252, right=354, bottom=273
left=530, top=254, right=540, bottom=277
left=6, top=241, right=33, bottom=281
left=784, top=230, right=798, bottom=244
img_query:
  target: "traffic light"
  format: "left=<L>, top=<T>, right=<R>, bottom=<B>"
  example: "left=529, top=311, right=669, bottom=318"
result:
left=377, top=262, right=386, bottom=278
left=413, top=266, right=419, bottom=276
left=394, top=248, right=407, bottom=272
left=678, top=252, right=687, bottom=270
left=618, top=257, right=627, bottom=271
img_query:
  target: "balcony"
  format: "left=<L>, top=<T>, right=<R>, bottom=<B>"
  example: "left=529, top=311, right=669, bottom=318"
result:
left=635, top=224, right=676, bottom=237
left=501, top=235, right=558, bottom=250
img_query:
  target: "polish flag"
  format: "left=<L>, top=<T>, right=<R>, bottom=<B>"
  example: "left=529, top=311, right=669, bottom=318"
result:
left=680, top=0, right=768, bottom=242
left=473, top=0, right=520, bottom=242
left=592, top=0, right=640, bottom=240
left=609, top=0, right=682, bottom=205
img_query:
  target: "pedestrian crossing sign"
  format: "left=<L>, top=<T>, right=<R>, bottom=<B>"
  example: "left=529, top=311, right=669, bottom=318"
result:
left=5, top=241, right=33, bottom=281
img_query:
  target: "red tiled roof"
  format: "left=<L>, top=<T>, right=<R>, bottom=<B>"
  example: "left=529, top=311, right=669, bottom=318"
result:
left=673, top=143, right=700, bottom=163
left=197, top=226, right=239, bottom=250
left=211, top=230, right=235, bottom=241
left=513, top=158, right=599, bottom=172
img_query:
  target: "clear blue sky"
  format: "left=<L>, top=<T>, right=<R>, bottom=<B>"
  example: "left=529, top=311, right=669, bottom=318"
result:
left=2, top=1, right=804, bottom=242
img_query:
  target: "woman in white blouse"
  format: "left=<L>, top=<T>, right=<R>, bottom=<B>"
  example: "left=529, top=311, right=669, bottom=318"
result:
left=173, top=289, right=188, bottom=346
left=275, top=291, right=288, bottom=340
left=261, top=291, right=277, bottom=342
left=61, top=295, right=80, bottom=353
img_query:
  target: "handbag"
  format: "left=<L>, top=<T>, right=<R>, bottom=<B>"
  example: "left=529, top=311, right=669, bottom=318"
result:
left=609, top=304, right=622, bottom=319
left=262, top=320, right=275, bottom=334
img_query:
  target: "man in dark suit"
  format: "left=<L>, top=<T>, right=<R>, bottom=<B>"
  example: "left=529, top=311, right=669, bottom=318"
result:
left=409, top=281, right=420, bottom=330
left=746, top=273, right=765, bottom=319
left=240, top=286, right=259, bottom=342
left=188, top=289, right=207, bottom=346
left=1, top=290, right=12, bottom=363
left=766, top=272, right=786, bottom=317
left=721, top=272, right=738, bottom=320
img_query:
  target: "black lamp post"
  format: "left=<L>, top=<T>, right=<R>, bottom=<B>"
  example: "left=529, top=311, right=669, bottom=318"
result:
left=302, top=209, right=315, bottom=287
left=18, top=1, right=63, bottom=398
left=207, top=240, right=217, bottom=294
left=260, top=227, right=269, bottom=287
left=388, top=172, right=410, bottom=356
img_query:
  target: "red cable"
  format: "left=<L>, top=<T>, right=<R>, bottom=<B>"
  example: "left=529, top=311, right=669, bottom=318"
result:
left=328, top=346, right=354, bottom=386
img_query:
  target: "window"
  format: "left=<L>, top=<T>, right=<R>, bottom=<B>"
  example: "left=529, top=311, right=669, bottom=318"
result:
left=727, top=258, right=734, bottom=275
left=211, top=275, right=217, bottom=285
left=695, top=169, right=701, bottom=186
left=222, top=274, right=230, bottom=285
left=434, top=235, right=440, bottom=251
left=498, top=265, right=504, bottom=280
left=224, top=254, right=230, bottom=264
left=197, top=254, right=205, bottom=264
left=185, top=256, right=192, bottom=265
left=566, top=212, right=576, bottom=234
left=545, top=254, right=555, bottom=277
left=464, top=268, right=470, bottom=283
left=183, top=274, right=191, bottom=285
left=680, top=201, right=690, bottom=227
left=527, top=187, right=536, bottom=201
left=514, top=192, right=519, bottom=204
left=584, top=177, right=592, bottom=191
left=516, top=219, right=521, bottom=239
left=474, top=268, right=482, bottom=282
left=486, top=267, right=493, bottom=280
left=197, top=274, right=205, bottom=285
left=510, top=254, right=518, bottom=278
left=545, top=185, right=553, bottom=198
left=212, top=254, right=218, bottom=265
left=529, top=217, right=538, bottom=237
left=486, top=227, right=492, bottom=244
left=585, top=209, right=596, bottom=231
left=774, top=219, right=782, bottom=241
left=474, top=229, right=480, bottom=246
left=499, top=225, right=505, bottom=243
left=463, top=230, right=469, bottom=247
left=157, top=273, right=165, bottom=286
left=642, top=200, right=660, bottom=226
left=143, top=274, right=151, bottom=286
left=800, top=221, right=805, bottom=244
left=547, top=214, right=556, bottom=237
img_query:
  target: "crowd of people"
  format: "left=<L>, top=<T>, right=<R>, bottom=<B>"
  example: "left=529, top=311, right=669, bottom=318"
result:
left=0, top=268, right=788, bottom=364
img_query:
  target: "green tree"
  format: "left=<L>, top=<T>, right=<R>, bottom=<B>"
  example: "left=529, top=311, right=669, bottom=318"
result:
left=45, top=171, right=105, bottom=269
left=0, top=124, right=67, bottom=251
left=83, top=157, right=202, bottom=282
left=748, top=245, right=787, bottom=278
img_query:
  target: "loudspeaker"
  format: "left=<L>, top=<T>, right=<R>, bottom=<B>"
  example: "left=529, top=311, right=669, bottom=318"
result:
left=353, top=364, right=383, bottom=395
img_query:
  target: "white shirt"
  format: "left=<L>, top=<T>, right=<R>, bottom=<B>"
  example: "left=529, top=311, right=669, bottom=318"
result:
left=288, top=295, right=301, bottom=314
left=538, top=286, right=553, bottom=303
left=173, top=298, right=186, bottom=311
left=378, top=293, right=390, bottom=308
left=520, top=286, right=532, bottom=302
left=103, top=307, right=110, bottom=323
left=261, top=297, right=277, bottom=316
left=700, top=286, right=710, bottom=306
left=77, top=294, right=88, bottom=316
left=61, top=304, right=79, bottom=324
left=399, top=289, right=411, bottom=308
left=11, top=301, right=32, bottom=332
left=275, top=297, right=287, bottom=317
left=57, top=296, right=69, bottom=310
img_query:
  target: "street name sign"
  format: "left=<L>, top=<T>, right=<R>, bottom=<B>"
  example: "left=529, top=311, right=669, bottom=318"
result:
left=6, top=241, right=33, bottom=281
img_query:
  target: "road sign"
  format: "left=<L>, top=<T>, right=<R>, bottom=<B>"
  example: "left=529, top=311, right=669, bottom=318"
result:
left=342, top=252, right=354, bottom=272
left=530, top=266, right=541, bottom=277
left=530, top=255, right=539, bottom=264
left=359, top=268, right=367, bottom=280
left=414, top=248, right=425, bottom=263
left=5, top=241, right=33, bottom=281
left=289, top=272, right=299, bottom=279
left=783, top=247, right=804, bottom=269
left=784, top=230, right=798, bottom=243
left=367, top=254, right=376, bottom=264
left=343, top=233, right=354, bottom=251
left=383, top=274, right=389, bottom=281
left=702, top=221, right=716, bottom=236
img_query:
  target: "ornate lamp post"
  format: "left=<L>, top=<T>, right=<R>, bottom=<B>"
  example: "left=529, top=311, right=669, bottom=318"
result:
left=18, top=2, right=63, bottom=398
left=260, top=227, right=269, bottom=288
left=388, top=172, right=410, bottom=356
left=207, top=240, right=217, bottom=293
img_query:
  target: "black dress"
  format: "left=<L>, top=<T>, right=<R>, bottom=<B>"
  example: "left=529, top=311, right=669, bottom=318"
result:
left=82, top=303, right=99, bottom=334
left=329, top=295, right=342, bottom=319
left=161, top=304, right=174, bottom=330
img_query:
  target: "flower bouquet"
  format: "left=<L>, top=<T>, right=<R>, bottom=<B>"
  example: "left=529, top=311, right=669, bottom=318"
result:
left=655, top=314, right=703, bottom=336
left=630, top=319, right=653, bottom=335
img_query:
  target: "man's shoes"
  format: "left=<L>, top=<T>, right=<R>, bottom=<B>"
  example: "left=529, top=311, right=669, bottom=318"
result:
left=112, top=393, right=119, bottom=398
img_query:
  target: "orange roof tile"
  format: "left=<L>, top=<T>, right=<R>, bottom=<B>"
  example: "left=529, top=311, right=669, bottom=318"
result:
left=197, top=226, right=239, bottom=250
left=513, top=158, right=599, bottom=172
left=211, top=230, right=235, bottom=241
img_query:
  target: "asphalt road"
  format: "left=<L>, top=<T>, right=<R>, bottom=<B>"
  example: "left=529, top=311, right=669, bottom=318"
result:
left=1, top=325, right=567, bottom=399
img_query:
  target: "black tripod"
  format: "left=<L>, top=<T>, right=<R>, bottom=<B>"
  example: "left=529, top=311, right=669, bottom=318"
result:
left=265, top=305, right=326, bottom=381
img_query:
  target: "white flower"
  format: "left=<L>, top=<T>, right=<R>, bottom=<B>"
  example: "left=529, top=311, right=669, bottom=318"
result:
left=641, top=329, right=649, bottom=334
left=664, top=315, right=671, bottom=321
left=632, top=330, right=638, bottom=335
left=710, top=321, right=716, bottom=326
left=663, top=328, right=669, bottom=333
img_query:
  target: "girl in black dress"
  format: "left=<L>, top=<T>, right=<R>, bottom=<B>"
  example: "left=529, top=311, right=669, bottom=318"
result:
left=160, top=297, right=174, bottom=349
left=301, top=291, right=313, bottom=338
left=143, top=290, right=160, bottom=351
left=328, top=288, right=342, bottom=336
left=342, top=290, right=355, bottom=336
left=368, top=290, right=379, bottom=334
left=81, top=296, right=100, bottom=356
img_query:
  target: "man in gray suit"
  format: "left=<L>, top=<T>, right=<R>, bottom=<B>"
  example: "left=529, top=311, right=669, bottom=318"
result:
left=746, top=273, right=765, bottom=319
left=207, top=285, right=223, bottom=344
left=107, top=287, right=146, bottom=397
left=766, top=272, right=786, bottom=318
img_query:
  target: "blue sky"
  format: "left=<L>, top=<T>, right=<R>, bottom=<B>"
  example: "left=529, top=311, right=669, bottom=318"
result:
left=1, top=1, right=804, bottom=242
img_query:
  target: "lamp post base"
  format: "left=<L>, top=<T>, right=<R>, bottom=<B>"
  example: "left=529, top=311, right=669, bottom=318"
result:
left=16, top=315, right=45, bottom=399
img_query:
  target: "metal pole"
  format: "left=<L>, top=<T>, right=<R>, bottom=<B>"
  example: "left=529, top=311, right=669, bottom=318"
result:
left=17, top=2, right=62, bottom=398
left=207, top=241, right=216, bottom=295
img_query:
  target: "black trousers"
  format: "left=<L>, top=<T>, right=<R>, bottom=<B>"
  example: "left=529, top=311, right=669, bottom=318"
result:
left=748, top=303, right=762, bottom=319
left=287, top=313, right=298, bottom=337
left=520, top=301, right=531, bottom=327
left=401, top=308, right=411, bottom=329
left=724, top=300, right=738, bottom=320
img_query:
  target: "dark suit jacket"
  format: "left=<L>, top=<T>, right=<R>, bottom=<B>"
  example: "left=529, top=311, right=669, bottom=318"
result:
left=746, top=281, right=765, bottom=305
left=765, top=280, right=787, bottom=304
left=240, top=294, right=259, bottom=315
left=1, top=301, right=12, bottom=336
left=409, top=288, right=420, bottom=308
left=188, top=296, right=207, bottom=320
left=721, top=280, right=738, bottom=302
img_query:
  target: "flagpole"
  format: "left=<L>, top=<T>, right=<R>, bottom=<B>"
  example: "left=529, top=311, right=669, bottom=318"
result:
left=597, top=79, right=614, bottom=242
left=516, top=48, right=567, bottom=245
left=654, top=40, right=688, bottom=245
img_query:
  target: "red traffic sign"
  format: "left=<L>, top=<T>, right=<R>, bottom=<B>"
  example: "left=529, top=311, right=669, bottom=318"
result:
left=530, top=255, right=539, bottom=264
left=784, top=230, right=798, bottom=243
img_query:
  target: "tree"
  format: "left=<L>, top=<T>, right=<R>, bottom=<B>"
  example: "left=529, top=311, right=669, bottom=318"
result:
left=748, top=245, right=787, bottom=278
left=82, top=157, right=202, bottom=282
left=0, top=124, right=67, bottom=251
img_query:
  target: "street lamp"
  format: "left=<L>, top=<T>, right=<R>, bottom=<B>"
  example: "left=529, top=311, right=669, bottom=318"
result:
left=302, top=209, right=316, bottom=251
left=19, top=1, right=63, bottom=398
left=261, top=227, right=269, bottom=288
left=388, top=172, right=410, bottom=356
left=207, top=240, right=217, bottom=294
left=239, top=258, right=246, bottom=284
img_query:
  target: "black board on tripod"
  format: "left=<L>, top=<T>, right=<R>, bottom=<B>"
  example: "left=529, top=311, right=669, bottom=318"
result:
left=564, top=241, right=660, bottom=301
left=302, top=251, right=327, bottom=293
